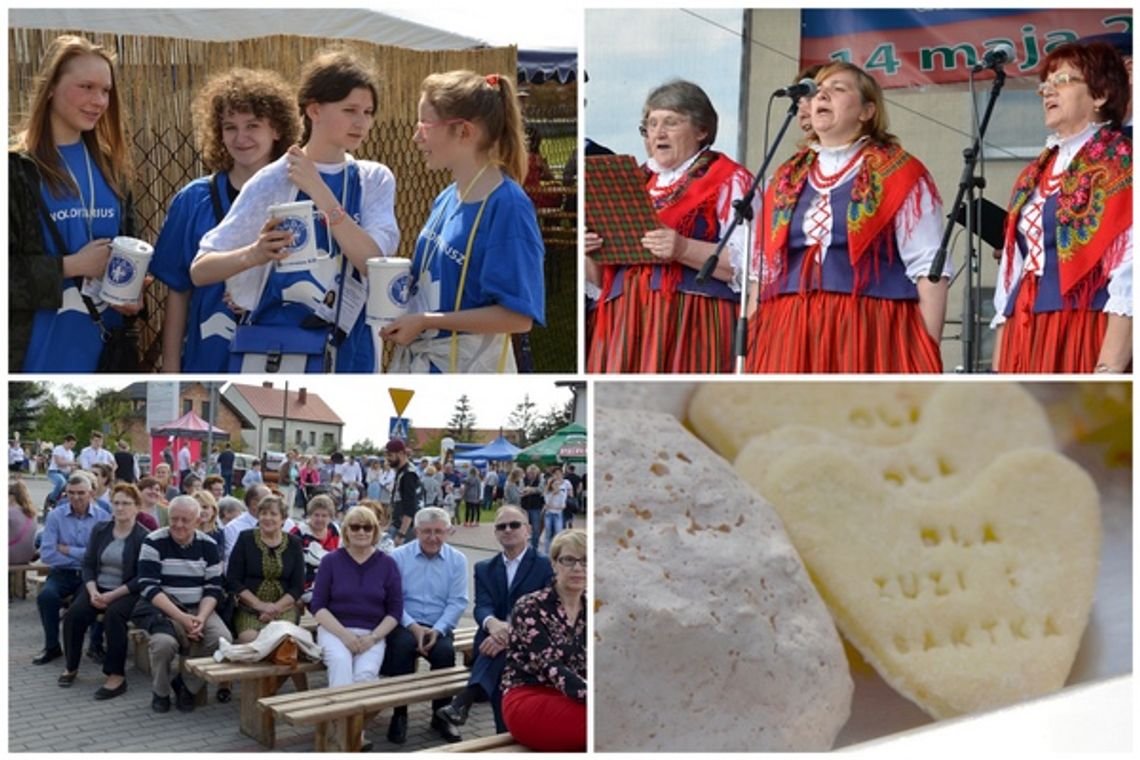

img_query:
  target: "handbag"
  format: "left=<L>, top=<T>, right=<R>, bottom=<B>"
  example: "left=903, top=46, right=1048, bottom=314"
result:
left=269, top=636, right=299, bottom=667
left=228, top=323, right=330, bottom=373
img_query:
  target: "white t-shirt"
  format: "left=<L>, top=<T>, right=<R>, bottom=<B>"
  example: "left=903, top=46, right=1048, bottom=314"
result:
left=50, top=445, right=74, bottom=473
left=197, top=154, right=400, bottom=313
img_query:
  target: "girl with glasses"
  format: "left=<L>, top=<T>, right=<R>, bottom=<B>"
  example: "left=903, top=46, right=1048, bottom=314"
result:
left=991, top=42, right=1132, bottom=373
left=384, top=70, right=545, bottom=373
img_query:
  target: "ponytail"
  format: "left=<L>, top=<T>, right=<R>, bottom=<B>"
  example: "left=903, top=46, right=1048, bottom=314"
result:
left=421, top=70, right=529, bottom=183
left=487, top=74, right=528, bottom=184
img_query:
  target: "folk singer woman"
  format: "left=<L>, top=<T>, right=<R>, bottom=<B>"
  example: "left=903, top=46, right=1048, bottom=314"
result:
left=748, top=62, right=948, bottom=373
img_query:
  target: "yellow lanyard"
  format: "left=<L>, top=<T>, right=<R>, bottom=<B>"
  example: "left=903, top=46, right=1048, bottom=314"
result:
left=446, top=164, right=511, bottom=373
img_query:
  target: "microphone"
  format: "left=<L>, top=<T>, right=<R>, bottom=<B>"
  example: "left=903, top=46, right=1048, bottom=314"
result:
left=775, top=78, right=818, bottom=100
left=972, top=44, right=1015, bottom=72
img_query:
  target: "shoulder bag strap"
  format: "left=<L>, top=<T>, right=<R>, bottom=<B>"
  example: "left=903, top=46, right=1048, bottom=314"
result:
left=208, top=172, right=226, bottom=225
left=30, top=177, right=108, bottom=335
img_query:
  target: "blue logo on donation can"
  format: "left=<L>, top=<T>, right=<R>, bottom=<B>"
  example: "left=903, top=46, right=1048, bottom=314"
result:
left=106, top=255, right=136, bottom=286
left=277, top=216, right=309, bottom=252
left=389, top=273, right=411, bottom=306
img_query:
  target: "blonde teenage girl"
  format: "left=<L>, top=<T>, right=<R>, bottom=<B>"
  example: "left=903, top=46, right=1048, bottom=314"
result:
left=383, top=71, right=545, bottom=373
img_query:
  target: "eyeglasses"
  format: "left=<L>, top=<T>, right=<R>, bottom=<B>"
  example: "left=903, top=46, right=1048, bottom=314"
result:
left=415, top=118, right=465, bottom=135
left=1037, top=72, right=1086, bottom=96
left=555, top=556, right=587, bottom=569
left=638, top=115, right=690, bottom=138
left=346, top=523, right=374, bottom=533
left=111, top=499, right=137, bottom=508
left=494, top=521, right=524, bottom=532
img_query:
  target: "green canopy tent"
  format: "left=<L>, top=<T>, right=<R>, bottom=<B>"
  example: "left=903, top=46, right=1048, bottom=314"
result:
left=514, top=422, right=587, bottom=466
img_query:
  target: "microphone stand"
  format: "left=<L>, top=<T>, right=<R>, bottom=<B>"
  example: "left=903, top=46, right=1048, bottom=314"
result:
left=697, top=95, right=804, bottom=373
left=928, top=64, right=1007, bottom=373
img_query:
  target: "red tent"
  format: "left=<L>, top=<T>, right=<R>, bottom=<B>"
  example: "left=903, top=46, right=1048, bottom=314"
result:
left=150, top=411, right=229, bottom=482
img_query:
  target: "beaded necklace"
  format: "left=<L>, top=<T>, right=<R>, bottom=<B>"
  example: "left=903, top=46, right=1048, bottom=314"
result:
left=808, top=146, right=865, bottom=190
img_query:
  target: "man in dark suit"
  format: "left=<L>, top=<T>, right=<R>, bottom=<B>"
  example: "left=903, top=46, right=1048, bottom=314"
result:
left=435, top=505, right=553, bottom=734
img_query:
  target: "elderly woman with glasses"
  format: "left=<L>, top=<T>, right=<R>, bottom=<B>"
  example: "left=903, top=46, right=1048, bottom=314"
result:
left=501, top=528, right=587, bottom=751
left=748, top=61, right=948, bottom=373
left=587, top=80, right=754, bottom=373
left=992, top=41, right=1132, bottom=373
left=58, top=483, right=149, bottom=699
left=309, top=505, right=402, bottom=692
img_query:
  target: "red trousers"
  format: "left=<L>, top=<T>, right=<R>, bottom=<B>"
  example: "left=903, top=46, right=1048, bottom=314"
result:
left=502, top=685, right=586, bottom=752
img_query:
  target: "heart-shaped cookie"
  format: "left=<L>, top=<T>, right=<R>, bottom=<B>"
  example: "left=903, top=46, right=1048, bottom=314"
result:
left=735, top=383, right=1055, bottom=499
left=761, top=445, right=1100, bottom=720
left=689, top=382, right=936, bottom=459
left=595, top=408, right=852, bottom=751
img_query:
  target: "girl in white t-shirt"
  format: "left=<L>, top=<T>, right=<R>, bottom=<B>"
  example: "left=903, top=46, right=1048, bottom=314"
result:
left=192, top=50, right=400, bottom=373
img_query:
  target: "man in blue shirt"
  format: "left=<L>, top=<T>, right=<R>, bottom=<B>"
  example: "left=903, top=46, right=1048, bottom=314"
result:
left=383, top=507, right=469, bottom=744
left=34, top=473, right=110, bottom=664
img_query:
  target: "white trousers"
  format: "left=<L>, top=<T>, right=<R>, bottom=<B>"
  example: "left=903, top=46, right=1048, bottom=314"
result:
left=317, top=626, right=387, bottom=688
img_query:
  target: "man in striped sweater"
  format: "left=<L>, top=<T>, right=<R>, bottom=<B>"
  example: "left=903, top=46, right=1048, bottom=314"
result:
left=132, top=496, right=230, bottom=713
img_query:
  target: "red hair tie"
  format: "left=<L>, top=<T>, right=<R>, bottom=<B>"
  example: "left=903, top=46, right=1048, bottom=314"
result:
left=485, top=74, right=500, bottom=87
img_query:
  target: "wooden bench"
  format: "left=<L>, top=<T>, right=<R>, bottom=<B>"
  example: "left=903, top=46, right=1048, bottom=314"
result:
left=426, top=733, right=529, bottom=752
left=184, top=656, right=325, bottom=746
left=7, top=562, right=49, bottom=600
left=259, top=665, right=471, bottom=752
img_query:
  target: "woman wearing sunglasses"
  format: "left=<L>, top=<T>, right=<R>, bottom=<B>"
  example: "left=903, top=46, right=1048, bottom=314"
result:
left=309, top=504, right=402, bottom=736
left=501, top=528, right=587, bottom=751
left=992, top=41, right=1132, bottom=373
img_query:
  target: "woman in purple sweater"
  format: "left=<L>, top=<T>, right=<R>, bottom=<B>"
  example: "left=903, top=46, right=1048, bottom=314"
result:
left=310, top=505, right=403, bottom=692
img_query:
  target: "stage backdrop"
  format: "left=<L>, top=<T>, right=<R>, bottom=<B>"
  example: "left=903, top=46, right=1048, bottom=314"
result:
left=800, top=9, right=1132, bottom=89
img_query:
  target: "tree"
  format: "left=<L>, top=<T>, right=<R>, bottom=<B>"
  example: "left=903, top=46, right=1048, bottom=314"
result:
left=348, top=437, right=378, bottom=457
left=33, top=387, right=134, bottom=447
left=8, top=382, right=50, bottom=439
left=530, top=398, right=574, bottom=443
left=416, top=430, right=447, bottom=457
left=507, top=394, right=540, bottom=448
left=447, top=394, right=478, bottom=442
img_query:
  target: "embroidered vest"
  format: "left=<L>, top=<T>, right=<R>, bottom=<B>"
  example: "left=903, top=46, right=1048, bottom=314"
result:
left=761, top=143, right=937, bottom=298
left=1003, top=194, right=1111, bottom=316
left=1002, top=126, right=1131, bottom=308
left=780, top=178, right=917, bottom=300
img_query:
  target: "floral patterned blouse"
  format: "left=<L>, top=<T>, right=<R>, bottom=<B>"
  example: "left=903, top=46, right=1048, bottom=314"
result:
left=500, top=581, right=587, bottom=701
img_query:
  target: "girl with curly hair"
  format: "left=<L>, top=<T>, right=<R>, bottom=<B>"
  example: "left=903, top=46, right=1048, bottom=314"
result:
left=151, top=68, right=298, bottom=372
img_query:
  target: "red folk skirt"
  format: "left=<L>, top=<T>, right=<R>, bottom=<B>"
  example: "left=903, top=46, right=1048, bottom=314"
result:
left=587, top=275, right=736, bottom=374
left=998, top=276, right=1107, bottom=373
left=747, top=291, right=942, bottom=373
left=502, top=685, right=587, bottom=752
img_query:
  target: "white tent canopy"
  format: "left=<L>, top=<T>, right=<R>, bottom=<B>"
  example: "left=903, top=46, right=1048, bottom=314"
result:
left=8, top=8, right=488, bottom=50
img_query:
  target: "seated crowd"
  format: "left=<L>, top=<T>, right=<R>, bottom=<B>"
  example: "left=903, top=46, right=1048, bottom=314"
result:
left=26, top=452, right=587, bottom=752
